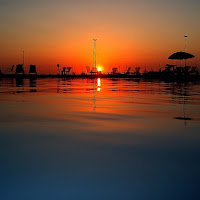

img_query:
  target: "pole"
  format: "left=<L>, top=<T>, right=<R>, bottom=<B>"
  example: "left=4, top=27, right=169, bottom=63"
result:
left=57, top=64, right=60, bottom=75
left=22, top=50, right=25, bottom=69
left=93, top=39, right=97, bottom=72
left=184, top=35, right=188, bottom=67
left=93, top=51, right=95, bottom=72
left=184, top=35, right=188, bottom=52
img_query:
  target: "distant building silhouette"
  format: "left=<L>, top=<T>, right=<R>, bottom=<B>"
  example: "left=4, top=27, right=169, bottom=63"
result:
left=29, top=65, right=37, bottom=75
left=134, top=67, right=140, bottom=75
left=112, top=67, right=118, bottom=75
left=15, top=64, right=24, bottom=75
left=125, top=67, right=131, bottom=74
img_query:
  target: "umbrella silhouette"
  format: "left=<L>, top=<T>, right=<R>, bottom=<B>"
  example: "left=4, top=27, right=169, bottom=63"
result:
left=168, top=51, right=195, bottom=60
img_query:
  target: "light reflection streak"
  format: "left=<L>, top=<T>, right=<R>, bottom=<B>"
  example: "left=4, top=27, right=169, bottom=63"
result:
left=97, top=78, right=101, bottom=92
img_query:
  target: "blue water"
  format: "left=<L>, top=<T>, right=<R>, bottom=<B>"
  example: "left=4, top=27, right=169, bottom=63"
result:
left=0, top=78, right=200, bottom=200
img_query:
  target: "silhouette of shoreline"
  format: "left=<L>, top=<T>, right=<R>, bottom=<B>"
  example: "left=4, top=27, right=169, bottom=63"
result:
left=1, top=73, right=200, bottom=82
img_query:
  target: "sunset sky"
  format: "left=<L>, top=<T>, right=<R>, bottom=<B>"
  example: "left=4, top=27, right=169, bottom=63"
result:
left=0, top=0, right=200, bottom=74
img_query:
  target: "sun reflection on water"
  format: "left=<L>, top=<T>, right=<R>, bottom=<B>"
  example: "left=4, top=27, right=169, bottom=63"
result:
left=97, top=78, right=101, bottom=92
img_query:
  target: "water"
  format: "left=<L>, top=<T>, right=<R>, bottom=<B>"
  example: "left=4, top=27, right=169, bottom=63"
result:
left=0, top=78, right=200, bottom=200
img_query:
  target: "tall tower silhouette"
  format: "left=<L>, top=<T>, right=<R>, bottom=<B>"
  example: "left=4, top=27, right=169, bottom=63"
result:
left=184, top=35, right=188, bottom=52
left=93, top=39, right=97, bottom=72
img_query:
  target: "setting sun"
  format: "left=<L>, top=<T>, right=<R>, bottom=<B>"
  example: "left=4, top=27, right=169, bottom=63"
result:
left=97, top=66, right=102, bottom=72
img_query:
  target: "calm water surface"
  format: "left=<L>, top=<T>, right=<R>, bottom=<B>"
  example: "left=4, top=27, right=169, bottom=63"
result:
left=0, top=78, right=200, bottom=200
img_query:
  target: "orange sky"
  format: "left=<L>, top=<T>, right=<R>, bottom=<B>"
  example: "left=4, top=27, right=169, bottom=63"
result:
left=0, top=0, right=200, bottom=74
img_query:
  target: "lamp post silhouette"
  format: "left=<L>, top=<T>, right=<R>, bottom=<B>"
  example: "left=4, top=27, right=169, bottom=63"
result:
left=184, top=35, right=188, bottom=52
left=184, top=35, right=188, bottom=66
left=22, top=50, right=25, bottom=71
left=93, top=39, right=97, bottom=72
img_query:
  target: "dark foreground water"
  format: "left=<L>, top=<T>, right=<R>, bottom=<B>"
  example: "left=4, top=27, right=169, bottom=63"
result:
left=0, top=78, right=200, bottom=200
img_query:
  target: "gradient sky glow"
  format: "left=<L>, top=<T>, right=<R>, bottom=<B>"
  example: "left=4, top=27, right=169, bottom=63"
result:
left=0, top=0, right=200, bottom=74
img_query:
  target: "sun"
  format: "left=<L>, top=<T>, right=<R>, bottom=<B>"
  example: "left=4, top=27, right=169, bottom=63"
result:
left=97, top=66, right=102, bottom=72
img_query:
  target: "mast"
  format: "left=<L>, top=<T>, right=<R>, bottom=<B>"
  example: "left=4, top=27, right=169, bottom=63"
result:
left=93, top=39, right=97, bottom=72
left=184, top=35, right=188, bottom=52
left=22, top=50, right=25, bottom=70
left=184, top=35, right=188, bottom=67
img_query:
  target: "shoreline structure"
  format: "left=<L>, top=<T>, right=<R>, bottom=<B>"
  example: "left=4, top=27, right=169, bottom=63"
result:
left=1, top=38, right=199, bottom=81
left=1, top=71, right=200, bottom=82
